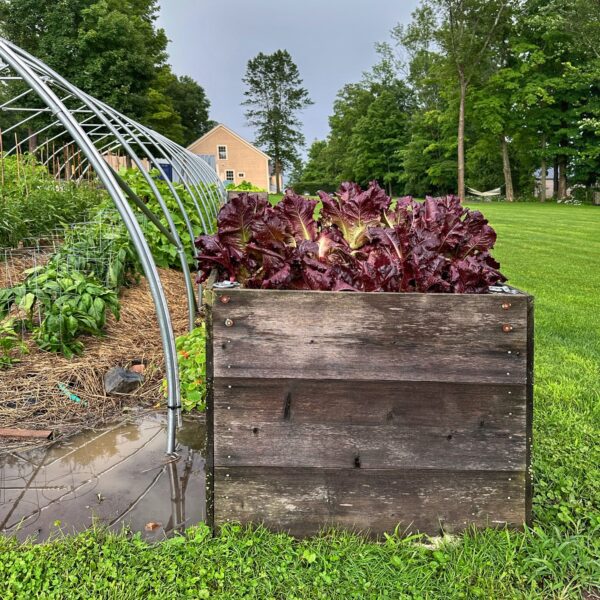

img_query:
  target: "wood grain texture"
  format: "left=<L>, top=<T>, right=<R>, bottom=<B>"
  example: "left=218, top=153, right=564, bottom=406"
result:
left=213, top=379, right=526, bottom=427
left=214, top=467, right=526, bottom=537
left=213, top=422, right=525, bottom=471
left=211, top=289, right=528, bottom=384
left=0, top=428, right=52, bottom=439
left=205, top=288, right=534, bottom=536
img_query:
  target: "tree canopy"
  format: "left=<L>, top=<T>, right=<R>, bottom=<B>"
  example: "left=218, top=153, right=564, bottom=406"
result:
left=0, top=0, right=213, bottom=142
left=293, top=0, right=600, bottom=201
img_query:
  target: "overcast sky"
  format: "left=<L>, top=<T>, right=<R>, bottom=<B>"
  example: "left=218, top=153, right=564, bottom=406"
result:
left=157, top=0, right=418, bottom=150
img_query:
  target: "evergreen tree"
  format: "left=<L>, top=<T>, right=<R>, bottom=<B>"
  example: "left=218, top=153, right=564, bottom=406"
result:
left=242, top=50, right=313, bottom=193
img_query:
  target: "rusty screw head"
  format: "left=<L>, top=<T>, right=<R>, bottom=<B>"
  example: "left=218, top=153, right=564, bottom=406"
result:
left=224, top=318, right=234, bottom=327
left=220, top=295, right=231, bottom=304
left=502, top=324, right=513, bottom=333
left=502, top=302, right=512, bottom=310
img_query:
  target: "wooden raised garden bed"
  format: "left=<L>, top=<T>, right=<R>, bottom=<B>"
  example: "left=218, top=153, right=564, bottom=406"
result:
left=205, top=286, right=533, bottom=537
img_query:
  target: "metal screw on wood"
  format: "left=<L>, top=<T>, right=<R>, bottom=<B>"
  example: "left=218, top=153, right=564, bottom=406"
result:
left=220, top=295, right=231, bottom=304
left=225, top=318, right=234, bottom=327
left=502, top=324, right=513, bottom=332
left=502, top=302, right=512, bottom=310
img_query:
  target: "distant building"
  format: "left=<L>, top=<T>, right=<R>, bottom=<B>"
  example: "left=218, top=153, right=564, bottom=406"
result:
left=187, top=124, right=282, bottom=192
left=534, top=167, right=556, bottom=199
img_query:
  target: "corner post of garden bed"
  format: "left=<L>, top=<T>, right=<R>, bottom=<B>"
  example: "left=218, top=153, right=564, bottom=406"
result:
left=202, top=274, right=217, bottom=531
left=0, top=37, right=181, bottom=454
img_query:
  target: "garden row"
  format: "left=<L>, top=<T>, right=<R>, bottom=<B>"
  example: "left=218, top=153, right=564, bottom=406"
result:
left=0, top=157, right=209, bottom=412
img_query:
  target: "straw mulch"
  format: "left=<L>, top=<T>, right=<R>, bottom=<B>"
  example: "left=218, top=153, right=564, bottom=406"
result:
left=0, top=267, right=189, bottom=454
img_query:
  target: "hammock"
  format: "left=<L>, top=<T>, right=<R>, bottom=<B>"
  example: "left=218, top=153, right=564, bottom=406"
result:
left=466, top=186, right=502, bottom=197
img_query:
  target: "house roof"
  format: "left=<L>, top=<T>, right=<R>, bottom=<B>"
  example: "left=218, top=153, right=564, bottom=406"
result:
left=188, top=123, right=271, bottom=160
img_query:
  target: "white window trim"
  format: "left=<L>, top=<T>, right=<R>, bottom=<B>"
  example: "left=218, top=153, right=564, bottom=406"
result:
left=225, top=169, right=235, bottom=182
left=218, top=145, right=228, bottom=160
left=237, top=172, right=245, bottom=178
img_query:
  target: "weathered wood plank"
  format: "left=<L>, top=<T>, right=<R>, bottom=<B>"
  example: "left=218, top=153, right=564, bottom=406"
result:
left=0, top=428, right=53, bottom=439
left=211, top=290, right=529, bottom=384
left=213, top=420, right=526, bottom=471
left=213, top=467, right=526, bottom=537
left=213, top=379, right=526, bottom=428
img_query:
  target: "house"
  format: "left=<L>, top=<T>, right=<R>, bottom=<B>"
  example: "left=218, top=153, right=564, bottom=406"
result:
left=187, top=124, right=282, bottom=192
left=534, top=167, right=556, bottom=199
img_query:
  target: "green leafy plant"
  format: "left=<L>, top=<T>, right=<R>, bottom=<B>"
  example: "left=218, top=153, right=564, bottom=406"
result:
left=0, top=265, right=120, bottom=358
left=0, top=318, right=28, bottom=368
left=226, top=180, right=266, bottom=192
left=118, top=168, right=216, bottom=268
left=51, top=213, right=139, bottom=291
left=164, top=324, right=206, bottom=411
left=0, top=154, right=105, bottom=248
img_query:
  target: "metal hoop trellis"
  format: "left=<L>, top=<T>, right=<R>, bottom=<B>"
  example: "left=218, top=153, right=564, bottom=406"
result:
left=0, top=37, right=226, bottom=454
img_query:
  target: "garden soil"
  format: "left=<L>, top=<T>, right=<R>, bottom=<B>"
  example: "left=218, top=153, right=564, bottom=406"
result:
left=0, top=267, right=189, bottom=454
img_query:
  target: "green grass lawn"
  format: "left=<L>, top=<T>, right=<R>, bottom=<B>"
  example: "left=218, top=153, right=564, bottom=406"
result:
left=1, top=204, right=599, bottom=599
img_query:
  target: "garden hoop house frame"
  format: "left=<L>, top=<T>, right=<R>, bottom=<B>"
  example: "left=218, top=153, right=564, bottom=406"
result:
left=0, top=37, right=226, bottom=453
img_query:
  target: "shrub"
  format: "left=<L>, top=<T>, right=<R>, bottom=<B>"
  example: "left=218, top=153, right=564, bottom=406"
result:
left=226, top=180, right=266, bottom=192
left=196, top=181, right=506, bottom=293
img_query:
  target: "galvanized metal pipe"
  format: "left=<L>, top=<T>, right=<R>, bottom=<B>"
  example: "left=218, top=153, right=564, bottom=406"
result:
left=0, top=37, right=181, bottom=454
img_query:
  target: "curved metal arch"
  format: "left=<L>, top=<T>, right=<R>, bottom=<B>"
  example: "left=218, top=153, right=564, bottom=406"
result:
left=0, top=37, right=226, bottom=453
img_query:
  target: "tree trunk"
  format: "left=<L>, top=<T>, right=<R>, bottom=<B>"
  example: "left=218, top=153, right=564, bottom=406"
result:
left=557, top=154, right=568, bottom=200
left=501, top=136, right=514, bottom=202
left=457, top=69, right=467, bottom=202
left=539, top=134, right=546, bottom=203
left=275, top=160, right=282, bottom=194
left=553, top=157, right=559, bottom=198
left=27, top=128, right=37, bottom=153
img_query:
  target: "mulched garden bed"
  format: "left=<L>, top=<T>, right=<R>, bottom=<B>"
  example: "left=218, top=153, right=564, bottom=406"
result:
left=0, top=265, right=188, bottom=454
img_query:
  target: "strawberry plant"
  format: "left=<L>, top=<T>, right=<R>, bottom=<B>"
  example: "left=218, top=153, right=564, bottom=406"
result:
left=196, top=183, right=506, bottom=293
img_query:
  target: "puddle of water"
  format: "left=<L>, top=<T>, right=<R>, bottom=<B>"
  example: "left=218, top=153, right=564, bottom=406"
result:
left=0, top=412, right=206, bottom=542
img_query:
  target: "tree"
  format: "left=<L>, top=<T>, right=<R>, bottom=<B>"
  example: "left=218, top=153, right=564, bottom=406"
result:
left=242, top=50, right=313, bottom=193
left=141, top=67, right=186, bottom=145
left=350, top=80, right=412, bottom=193
left=142, top=69, right=213, bottom=146
left=0, top=0, right=215, bottom=143
left=405, top=0, right=512, bottom=200
left=296, top=140, right=331, bottom=184
left=514, top=0, right=600, bottom=198
left=166, top=75, right=214, bottom=146
left=0, top=0, right=167, bottom=119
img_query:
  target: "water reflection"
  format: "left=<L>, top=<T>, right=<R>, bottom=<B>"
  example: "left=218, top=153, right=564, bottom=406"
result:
left=0, top=412, right=206, bottom=542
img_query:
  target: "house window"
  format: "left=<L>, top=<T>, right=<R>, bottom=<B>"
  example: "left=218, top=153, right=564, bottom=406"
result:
left=225, top=170, right=234, bottom=182
left=237, top=172, right=245, bottom=178
left=218, top=145, right=227, bottom=160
